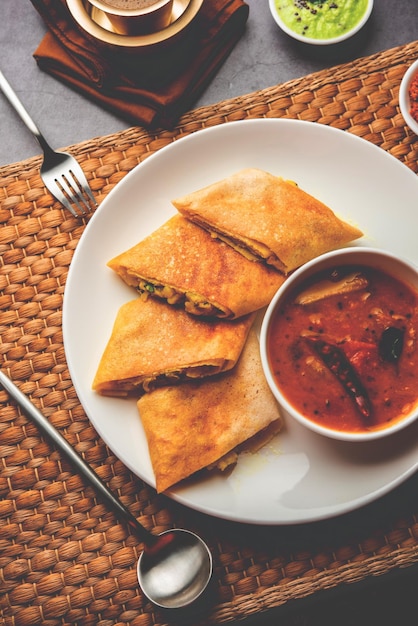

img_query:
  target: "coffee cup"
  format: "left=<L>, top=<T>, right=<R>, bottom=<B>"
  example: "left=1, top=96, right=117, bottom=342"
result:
left=87, top=0, right=174, bottom=35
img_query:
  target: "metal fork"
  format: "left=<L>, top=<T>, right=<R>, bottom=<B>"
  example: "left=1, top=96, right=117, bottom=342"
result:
left=0, top=70, right=97, bottom=217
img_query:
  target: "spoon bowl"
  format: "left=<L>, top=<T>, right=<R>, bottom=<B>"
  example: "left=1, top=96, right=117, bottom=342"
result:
left=138, top=529, right=213, bottom=608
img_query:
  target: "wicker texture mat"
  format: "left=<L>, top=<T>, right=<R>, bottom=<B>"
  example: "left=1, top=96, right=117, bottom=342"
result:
left=1, top=40, right=418, bottom=626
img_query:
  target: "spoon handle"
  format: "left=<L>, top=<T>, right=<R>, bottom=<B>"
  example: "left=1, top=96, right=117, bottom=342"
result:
left=0, top=369, right=154, bottom=544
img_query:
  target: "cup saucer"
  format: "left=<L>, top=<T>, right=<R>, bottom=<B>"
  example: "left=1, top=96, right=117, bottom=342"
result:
left=66, top=0, right=203, bottom=49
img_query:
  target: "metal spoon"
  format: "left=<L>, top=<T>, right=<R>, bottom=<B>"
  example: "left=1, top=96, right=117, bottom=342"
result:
left=0, top=369, right=212, bottom=609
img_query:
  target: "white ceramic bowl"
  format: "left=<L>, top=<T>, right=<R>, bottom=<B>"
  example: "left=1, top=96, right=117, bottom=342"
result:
left=269, top=0, right=373, bottom=46
left=260, top=247, right=418, bottom=442
left=399, top=59, right=418, bottom=136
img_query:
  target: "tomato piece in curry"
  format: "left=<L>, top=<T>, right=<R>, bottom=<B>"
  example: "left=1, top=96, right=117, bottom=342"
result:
left=267, top=265, right=418, bottom=434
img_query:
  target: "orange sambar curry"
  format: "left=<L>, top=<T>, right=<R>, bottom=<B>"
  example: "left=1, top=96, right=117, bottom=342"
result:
left=267, top=264, right=418, bottom=434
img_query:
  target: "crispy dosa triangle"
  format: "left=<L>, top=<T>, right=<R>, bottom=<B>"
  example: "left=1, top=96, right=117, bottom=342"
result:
left=172, top=168, right=363, bottom=274
left=92, top=297, right=254, bottom=396
left=108, top=214, right=285, bottom=319
left=137, top=329, right=282, bottom=493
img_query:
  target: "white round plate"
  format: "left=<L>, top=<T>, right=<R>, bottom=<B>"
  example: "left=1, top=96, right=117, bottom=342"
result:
left=63, top=119, right=418, bottom=525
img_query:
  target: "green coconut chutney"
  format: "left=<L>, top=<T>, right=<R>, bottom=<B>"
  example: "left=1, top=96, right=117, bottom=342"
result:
left=275, top=0, right=369, bottom=40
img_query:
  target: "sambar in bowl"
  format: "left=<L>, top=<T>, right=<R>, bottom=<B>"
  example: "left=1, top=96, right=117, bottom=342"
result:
left=260, top=247, right=418, bottom=441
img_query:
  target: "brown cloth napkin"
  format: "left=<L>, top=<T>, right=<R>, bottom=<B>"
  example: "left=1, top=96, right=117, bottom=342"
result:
left=30, top=0, right=249, bottom=128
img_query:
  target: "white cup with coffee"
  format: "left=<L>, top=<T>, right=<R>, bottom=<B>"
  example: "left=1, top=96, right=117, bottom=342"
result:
left=87, top=0, right=174, bottom=35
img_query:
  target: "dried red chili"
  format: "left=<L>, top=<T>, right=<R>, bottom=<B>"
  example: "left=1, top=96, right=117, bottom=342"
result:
left=304, top=335, right=372, bottom=421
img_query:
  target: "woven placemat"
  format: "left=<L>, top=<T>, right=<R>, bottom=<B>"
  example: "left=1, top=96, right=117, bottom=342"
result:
left=1, top=39, right=418, bottom=626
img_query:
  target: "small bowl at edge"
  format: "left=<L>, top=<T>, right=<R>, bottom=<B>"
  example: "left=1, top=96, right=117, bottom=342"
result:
left=399, top=58, right=418, bottom=136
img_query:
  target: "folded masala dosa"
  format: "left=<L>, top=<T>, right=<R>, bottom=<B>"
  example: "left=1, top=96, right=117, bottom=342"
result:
left=137, top=329, right=282, bottom=493
left=172, top=168, right=363, bottom=274
left=92, top=297, right=254, bottom=396
left=108, top=214, right=285, bottom=319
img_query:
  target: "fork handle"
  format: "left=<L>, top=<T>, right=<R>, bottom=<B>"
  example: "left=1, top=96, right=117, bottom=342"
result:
left=0, top=70, right=52, bottom=155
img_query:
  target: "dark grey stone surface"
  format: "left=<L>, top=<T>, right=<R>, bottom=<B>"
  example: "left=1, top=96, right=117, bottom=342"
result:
left=0, top=1, right=416, bottom=165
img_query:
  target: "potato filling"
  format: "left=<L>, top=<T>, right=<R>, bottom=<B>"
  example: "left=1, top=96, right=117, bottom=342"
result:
left=136, top=278, right=228, bottom=318
left=100, top=364, right=226, bottom=396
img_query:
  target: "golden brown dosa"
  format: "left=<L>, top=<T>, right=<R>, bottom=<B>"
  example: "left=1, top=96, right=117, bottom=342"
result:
left=137, top=329, right=282, bottom=493
left=172, top=168, right=363, bottom=274
left=92, top=297, right=254, bottom=396
left=108, top=214, right=285, bottom=319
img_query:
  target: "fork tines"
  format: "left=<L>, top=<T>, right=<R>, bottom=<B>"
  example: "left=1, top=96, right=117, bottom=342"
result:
left=53, top=169, right=97, bottom=218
